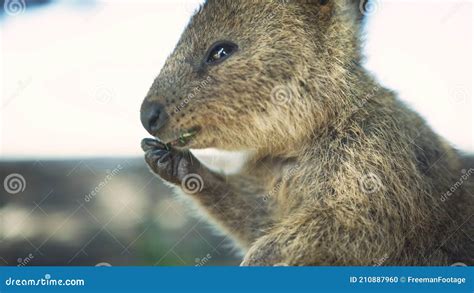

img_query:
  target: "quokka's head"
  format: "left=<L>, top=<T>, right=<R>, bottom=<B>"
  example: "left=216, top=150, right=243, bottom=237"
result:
left=140, top=0, right=370, bottom=152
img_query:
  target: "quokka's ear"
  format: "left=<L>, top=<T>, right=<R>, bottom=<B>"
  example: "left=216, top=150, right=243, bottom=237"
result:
left=318, top=0, right=373, bottom=22
left=289, top=0, right=373, bottom=22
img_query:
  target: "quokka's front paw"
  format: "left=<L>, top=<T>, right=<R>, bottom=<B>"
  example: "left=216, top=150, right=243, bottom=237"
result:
left=141, top=138, right=203, bottom=189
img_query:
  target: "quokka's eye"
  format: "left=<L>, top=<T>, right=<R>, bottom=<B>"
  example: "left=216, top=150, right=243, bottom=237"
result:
left=205, top=41, right=238, bottom=65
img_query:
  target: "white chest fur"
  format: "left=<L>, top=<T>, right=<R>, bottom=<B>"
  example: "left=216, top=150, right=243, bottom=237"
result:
left=190, top=149, right=254, bottom=175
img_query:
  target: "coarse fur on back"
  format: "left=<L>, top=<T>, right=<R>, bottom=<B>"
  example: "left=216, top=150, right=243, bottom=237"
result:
left=140, top=0, right=474, bottom=265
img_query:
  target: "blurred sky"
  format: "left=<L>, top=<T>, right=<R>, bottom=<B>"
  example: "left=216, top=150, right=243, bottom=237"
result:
left=0, top=0, right=472, bottom=158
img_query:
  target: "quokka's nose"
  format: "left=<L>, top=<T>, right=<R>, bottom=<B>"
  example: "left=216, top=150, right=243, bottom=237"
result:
left=140, top=99, right=169, bottom=135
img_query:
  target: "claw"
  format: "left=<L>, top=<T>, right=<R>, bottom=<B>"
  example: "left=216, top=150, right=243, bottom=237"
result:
left=151, top=149, right=169, bottom=157
left=141, top=138, right=167, bottom=151
left=142, top=137, right=203, bottom=186
left=157, top=152, right=172, bottom=164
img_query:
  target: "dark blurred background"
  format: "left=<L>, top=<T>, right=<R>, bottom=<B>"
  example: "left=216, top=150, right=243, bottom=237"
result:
left=0, top=158, right=240, bottom=266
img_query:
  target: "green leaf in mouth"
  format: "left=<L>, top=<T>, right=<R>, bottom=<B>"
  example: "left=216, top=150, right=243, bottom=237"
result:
left=166, top=129, right=198, bottom=148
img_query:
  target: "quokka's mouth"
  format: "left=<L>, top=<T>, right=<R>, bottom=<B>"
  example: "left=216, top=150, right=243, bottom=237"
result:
left=159, top=127, right=200, bottom=148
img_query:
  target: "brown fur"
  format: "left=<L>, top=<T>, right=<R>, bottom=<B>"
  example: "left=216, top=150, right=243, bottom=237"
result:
left=141, top=0, right=474, bottom=265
